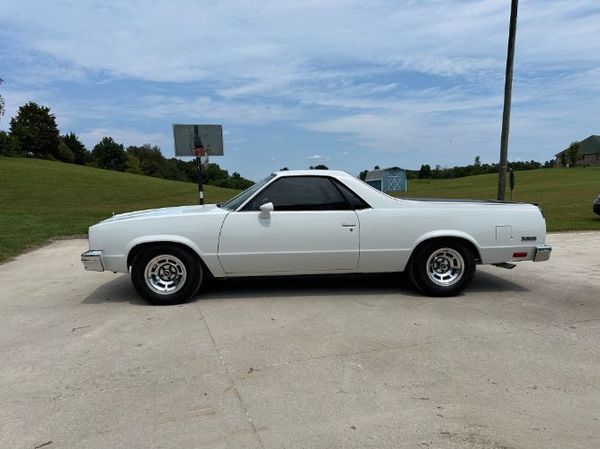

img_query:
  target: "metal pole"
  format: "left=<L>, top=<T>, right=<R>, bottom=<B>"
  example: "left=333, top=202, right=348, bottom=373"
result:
left=197, top=156, right=204, bottom=205
left=497, top=0, right=519, bottom=201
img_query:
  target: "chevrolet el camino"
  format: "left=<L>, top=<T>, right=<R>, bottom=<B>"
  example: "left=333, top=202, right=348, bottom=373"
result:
left=82, top=170, right=552, bottom=305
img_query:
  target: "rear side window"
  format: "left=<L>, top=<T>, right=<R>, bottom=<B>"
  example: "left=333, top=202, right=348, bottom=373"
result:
left=242, top=176, right=351, bottom=211
left=332, top=179, right=371, bottom=210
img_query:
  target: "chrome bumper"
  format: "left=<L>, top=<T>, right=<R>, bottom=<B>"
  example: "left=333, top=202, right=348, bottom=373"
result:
left=533, top=244, right=552, bottom=262
left=81, top=250, right=104, bottom=271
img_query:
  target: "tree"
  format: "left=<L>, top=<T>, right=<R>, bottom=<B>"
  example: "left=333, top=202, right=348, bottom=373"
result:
left=62, top=133, right=89, bottom=165
left=418, top=164, right=432, bottom=179
left=309, top=164, right=328, bottom=170
left=9, top=102, right=60, bottom=158
left=280, top=167, right=289, bottom=171
left=92, top=137, right=127, bottom=171
left=359, top=170, right=368, bottom=181
left=567, top=141, right=580, bottom=167
left=0, top=131, right=10, bottom=155
left=127, top=144, right=167, bottom=177
left=53, top=140, right=75, bottom=163
left=559, top=151, right=567, bottom=167
left=374, top=165, right=380, bottom=170
left=543, top=159, right=555, bottom=168
left=125, top=152, right=142, bottom=174
left=0, top=78, right=5, bottom=121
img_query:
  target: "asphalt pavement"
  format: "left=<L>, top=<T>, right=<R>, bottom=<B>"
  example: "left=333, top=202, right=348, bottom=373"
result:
left=1, top=233, right=599, bottom=449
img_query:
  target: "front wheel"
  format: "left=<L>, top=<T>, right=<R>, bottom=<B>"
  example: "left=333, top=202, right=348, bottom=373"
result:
left=409, top=240, right=476, bottom=297
left=131, top=245, right=203, bottom=305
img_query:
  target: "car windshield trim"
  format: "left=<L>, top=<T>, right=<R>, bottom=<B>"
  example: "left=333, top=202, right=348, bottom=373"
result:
left=219, top=175, right=275, bottom=211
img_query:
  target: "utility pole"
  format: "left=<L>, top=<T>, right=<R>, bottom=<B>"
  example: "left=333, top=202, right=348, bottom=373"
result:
left=497, top=0, right=519, bottom=201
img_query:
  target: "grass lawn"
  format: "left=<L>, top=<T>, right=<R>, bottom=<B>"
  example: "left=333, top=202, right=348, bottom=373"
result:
left=0, top=157, right=240, bottom=263
left=396, top=168, right=600, bottom=232
left=1, top=158, right=599, bottom=263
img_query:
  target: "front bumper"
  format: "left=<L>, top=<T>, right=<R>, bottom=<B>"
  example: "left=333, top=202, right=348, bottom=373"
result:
left=81, top=250, right=104, bottom=271
left=533, top=244, right=552, bottom=262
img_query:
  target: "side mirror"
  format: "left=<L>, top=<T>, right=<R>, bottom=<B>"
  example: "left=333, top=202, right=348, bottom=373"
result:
left=259, top=202, right=274, bottom=218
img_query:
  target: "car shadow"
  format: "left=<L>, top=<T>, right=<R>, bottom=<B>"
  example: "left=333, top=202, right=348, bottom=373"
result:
left=202, top=273, right=416, bottom=300
left=468, top=269, right=530, bottom=293
left=81, top=269, right=528, bottom=305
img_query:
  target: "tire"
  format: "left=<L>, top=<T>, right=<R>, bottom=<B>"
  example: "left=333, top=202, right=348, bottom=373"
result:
left=409, top=240, right=476, bottom=297
left=131, top=245, right=203, bottom=305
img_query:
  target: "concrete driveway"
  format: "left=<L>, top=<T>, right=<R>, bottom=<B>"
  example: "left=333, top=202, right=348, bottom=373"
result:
left=1, top=233, right=599, bottom=449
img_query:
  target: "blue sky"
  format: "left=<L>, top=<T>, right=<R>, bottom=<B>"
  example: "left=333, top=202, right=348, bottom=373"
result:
left=1, top=0, right=599, bottom=180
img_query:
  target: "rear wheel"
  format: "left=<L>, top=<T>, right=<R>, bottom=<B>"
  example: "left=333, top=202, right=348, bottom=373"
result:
left=409, top=240, right=476, bottom=297
left=131, top=245, right=203, bottom=305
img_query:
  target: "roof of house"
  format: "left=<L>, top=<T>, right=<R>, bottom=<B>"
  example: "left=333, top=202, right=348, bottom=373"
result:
left=365, top=166, right=404, bottom=181
left=555, top=135, right=600, bottom=157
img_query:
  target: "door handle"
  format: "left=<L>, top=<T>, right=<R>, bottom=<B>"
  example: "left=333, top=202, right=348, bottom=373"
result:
left=341, top=223, right=357, bottom=227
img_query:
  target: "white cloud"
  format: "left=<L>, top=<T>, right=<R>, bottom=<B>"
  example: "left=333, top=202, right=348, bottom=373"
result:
left=307, top=154, right=331, bottom=161
left=2, top=0, right=599, bottom=169
left=4, top=0, right=599, bottom=86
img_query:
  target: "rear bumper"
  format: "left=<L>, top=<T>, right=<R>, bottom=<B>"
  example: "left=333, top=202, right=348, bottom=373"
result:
left=533, top=244, right=552, bottom=262
left=81, top=250, right=104, bottom=271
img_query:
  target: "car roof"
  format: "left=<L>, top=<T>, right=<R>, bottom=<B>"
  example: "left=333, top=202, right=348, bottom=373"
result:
left=272, top=169, right=354, bottom=179
left=270, top=169, right=400, bottom=207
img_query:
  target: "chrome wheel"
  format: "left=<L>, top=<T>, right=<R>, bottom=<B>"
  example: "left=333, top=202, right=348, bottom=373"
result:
left=426, top=247, right=464, bottom=287
left=144, top=255, right=187, bottom=295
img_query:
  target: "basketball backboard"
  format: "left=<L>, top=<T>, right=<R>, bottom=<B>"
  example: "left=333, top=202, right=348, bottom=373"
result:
left=173, top=124, right=224, bottom=157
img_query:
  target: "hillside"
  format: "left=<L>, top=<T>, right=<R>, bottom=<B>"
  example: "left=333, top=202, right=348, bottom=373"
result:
left=1, top=159, right=599, bottom=263
left=0, top=157, right=240, bottom=263
left=396, top=168, right=600, bottom=232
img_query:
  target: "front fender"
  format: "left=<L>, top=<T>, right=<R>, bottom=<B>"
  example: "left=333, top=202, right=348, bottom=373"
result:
left=126, top=234, right=205, bottom=258
left=125, top=235, right=226, bottom=278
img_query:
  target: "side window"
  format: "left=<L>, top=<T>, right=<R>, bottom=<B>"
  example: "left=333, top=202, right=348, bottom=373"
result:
left=332, top=180, right=371, bottom=210
left=242, top=177, right=350, bottom=211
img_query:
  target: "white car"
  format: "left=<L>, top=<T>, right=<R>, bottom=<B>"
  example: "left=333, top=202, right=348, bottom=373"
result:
left=82, top=170, right=551, bottom=305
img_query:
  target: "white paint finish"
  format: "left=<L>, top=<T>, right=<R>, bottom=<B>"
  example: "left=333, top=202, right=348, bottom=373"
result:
left=355, top=201, right=545, bottom=271
left=83, top=170, right=550, bottom=278
left=88, top=204, right=229, bottom=277
left=218, top=210, right=359, bottom=274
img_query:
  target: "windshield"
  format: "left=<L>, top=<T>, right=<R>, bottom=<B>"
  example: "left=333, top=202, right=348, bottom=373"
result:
left=220, top=175, right=275, bottom=211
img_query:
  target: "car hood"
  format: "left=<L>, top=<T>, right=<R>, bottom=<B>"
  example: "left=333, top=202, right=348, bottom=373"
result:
left=100, top=204, right=225, bottom=223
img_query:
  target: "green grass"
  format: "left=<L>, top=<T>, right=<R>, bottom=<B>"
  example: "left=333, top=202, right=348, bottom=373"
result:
left=396, top=168, right=600, bottom=232
left=1, top=158, right=599, bottom=263
left=0, top=157, right=240, bottom=263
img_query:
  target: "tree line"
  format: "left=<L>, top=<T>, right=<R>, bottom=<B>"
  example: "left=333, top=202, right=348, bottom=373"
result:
left=0, top=101, right=254, bottom=190
left=359, top=155, right=558, bottom=181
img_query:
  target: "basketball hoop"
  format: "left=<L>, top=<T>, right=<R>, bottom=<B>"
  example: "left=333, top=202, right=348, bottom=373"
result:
left=172, top=124, right=224, bottom=206
left=193, top=147, right=209, bottom=167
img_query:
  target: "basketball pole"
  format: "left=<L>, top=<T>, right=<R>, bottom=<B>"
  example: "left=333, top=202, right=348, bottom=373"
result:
left=196, top=154, right=204, bottom=205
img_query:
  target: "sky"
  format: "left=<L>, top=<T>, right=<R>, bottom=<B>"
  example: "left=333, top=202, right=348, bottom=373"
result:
left=1, top=0, right=599, bottom=180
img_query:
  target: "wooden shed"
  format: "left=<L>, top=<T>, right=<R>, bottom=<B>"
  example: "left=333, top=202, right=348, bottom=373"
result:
left=365, top=167, right=407, bottom=193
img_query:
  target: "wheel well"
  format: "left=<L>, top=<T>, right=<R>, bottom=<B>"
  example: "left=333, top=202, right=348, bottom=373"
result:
left=408, top=237, right=482, bottom=268
left=127, top=242, right=212, bottom=276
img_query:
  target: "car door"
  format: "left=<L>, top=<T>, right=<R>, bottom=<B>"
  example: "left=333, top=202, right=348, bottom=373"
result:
left=218, top=176, right=360, bottom=275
